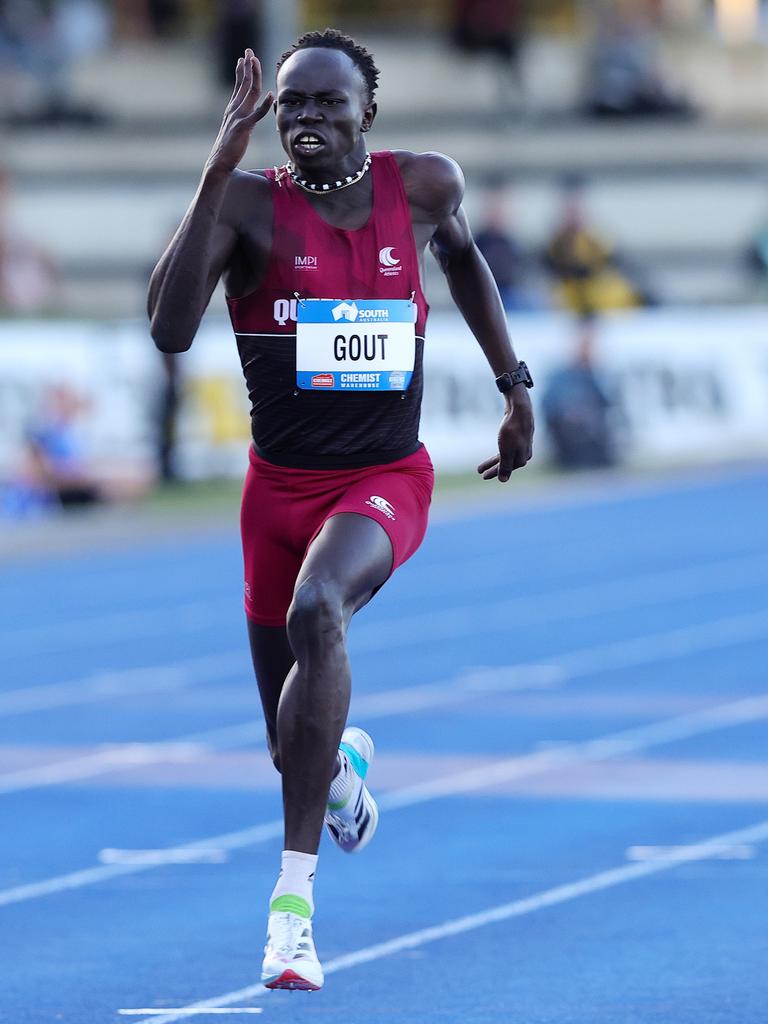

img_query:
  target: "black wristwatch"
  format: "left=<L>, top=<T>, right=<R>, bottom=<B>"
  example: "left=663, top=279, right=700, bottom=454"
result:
left=495, top=361, right=533, bottom=394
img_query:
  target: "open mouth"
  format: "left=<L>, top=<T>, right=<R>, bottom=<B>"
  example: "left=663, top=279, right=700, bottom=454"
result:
left=293, top=133, right=325, bottom=154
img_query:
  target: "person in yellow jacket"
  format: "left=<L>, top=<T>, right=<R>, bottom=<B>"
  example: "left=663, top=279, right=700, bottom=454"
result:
left=544, top=177, right=645, bottom=314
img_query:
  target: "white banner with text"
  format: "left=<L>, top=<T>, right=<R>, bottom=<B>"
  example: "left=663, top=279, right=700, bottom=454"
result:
left=1, top=308, right=767, bottom=479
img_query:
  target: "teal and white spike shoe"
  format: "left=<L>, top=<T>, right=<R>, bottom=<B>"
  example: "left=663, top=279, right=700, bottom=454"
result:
left=324, top=726, right=379, bottom=854
left=261, top=906, right=324, bottom=991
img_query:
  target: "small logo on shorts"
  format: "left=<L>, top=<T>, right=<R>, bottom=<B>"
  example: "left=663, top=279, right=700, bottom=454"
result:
left=366, top=495, right=396, bottom=520
left=311, top=373, right=335, bottom=388
left=244, top=581, right=252, bottom=600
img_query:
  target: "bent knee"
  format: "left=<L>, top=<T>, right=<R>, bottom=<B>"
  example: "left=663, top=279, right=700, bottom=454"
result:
left=287, top=576, right=344, bottom=645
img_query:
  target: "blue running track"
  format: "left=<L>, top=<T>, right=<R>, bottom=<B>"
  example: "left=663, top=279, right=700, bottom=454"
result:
left=1, top=466, right=767, bottom=1023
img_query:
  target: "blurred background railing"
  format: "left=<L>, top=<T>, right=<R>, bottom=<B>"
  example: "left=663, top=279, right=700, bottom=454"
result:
left=2, top=1, right=768, bottom=516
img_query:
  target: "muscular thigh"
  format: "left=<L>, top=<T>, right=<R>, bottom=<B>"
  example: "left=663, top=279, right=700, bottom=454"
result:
left=242, top=446, right=432, bottom=627
left=295, top=512, right=394, bottom=620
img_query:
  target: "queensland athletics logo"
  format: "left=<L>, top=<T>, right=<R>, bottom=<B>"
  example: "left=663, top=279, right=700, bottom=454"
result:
left=365, top=495, right=396, bottom=520
left=378, top=246, right=402, bottom=277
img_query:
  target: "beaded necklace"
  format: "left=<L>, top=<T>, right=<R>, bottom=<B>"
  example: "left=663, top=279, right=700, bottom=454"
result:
left=275, top=153, right=372, bottom=194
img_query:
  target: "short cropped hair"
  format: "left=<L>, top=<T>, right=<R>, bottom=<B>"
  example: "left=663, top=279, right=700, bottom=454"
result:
left=276, top=28, right=380, bottom=103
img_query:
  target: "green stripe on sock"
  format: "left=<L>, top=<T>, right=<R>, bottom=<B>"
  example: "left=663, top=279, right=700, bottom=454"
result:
left=270, top=894, right=312, bottom=918
left=339, top=742, right=369, bottom=780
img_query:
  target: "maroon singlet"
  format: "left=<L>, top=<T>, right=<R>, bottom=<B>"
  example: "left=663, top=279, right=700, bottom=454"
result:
left=227, top=151, right=429, bottom=469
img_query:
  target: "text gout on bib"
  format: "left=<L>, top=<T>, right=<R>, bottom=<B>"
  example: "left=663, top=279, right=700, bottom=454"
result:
left=296, top=298, right=416, bottom=391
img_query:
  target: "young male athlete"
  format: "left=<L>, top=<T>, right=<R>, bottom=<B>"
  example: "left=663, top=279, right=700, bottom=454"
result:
left=148, top=29, right=534, bottom=992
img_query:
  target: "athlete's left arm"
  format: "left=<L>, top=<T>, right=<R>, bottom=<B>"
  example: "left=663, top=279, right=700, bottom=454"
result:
left=410, top=152, right=533, bottom=480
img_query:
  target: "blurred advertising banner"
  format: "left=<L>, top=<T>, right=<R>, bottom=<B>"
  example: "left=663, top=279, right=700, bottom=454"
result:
left=1, top=308, right=767, bottom=480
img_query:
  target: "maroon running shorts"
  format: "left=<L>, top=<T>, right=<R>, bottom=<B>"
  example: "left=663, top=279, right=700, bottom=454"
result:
left=241, top=444, right=435, bottom=625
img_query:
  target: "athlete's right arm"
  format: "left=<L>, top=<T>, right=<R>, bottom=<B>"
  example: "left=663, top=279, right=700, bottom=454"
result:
left=148, top=50, right=273, bottom=353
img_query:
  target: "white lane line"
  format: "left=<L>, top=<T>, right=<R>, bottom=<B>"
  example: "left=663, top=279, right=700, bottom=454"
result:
left=625, top=844, right=756, bottom=862
left=2, top=606, right=766, bottom=795
left=0, top=820, right=284, bottom=908
left=0, top=744, right=202, bottom=794
left=429, top=463, right=768, bottom=524
left=100, top=849, right=228, bottom=865
left=0, top=667, right=558, bottom=794
left=2, top=552, right=765, bottom=717
left=378, top=691, right=768, bottom=810
left=127, top=815, right=768, bottom=1024
left=119, top=1010, right=262, bottom=1016
left=557, top=610, right=768, bottom=678
left=0, top=651, right=248, bottom=717
left=3, top=548, right=766, bottom=659
left=2, top=689, right=768, bottom=908
left=351, top=553, right=768, bottom=652
left=0, top=600, right=222, bottom=656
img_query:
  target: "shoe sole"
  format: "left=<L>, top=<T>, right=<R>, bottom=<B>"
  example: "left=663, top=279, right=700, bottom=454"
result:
left=262, top=968, right=322, bottom=991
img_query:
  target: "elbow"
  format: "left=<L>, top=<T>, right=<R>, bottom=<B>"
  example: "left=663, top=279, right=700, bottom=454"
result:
left=147, top=273, right=195, bottom=352
left=150, top=316, right=193, bottom=354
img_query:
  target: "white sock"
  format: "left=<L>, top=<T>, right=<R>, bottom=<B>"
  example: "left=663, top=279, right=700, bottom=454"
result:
left=269, top=850, right=317, bottom=918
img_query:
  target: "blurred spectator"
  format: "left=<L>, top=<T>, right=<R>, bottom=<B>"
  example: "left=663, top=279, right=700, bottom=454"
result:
left=474, top=187, right=544, bottom=311
left=3, top=383, right=151, bottom=516
left=22, top=384, right=101, bottom=508
left=585, top=7, right=694, bottom=119
left=214, top=0, right=262, bottom=91
left=542, top=316, right=617, bottom=471
left=451, top=0, right=526, bottom=111
left=155, top=351, right=182, bottom=483
left=0, top=168, right=59, bottom=313
left=0, top=0, right=109, bottom=125
left=113, top=0, right=181, bottom=40
left=745, top=211, right=768, bottom=298
left=544, top=176, right=650, bottom=315
left=146, top=227, right=185, bottom=484
left=147, top=0, right=181, bottom=39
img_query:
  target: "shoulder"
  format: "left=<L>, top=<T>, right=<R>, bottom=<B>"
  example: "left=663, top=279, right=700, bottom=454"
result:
left=390, top=150, right=465, bottom=221
left=220, top=168, right=273, bottom=228
left=227, top=167, right=274, bottom=202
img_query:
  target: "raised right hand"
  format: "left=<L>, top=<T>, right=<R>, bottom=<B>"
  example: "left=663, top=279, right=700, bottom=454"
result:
left=205, top=49, right=274, bottom=176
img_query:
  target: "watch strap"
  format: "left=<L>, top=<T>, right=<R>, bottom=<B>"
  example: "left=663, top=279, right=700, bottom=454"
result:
left=495, top=361, right=533, bottom=393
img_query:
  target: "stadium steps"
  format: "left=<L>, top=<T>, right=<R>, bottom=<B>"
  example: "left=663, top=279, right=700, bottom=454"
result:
left=5, top=36, right=768, bottom=314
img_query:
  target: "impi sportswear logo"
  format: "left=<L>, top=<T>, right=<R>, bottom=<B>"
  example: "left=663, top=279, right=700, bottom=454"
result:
left=295, top=255, right=318, bottom=270
left=332, top=301, right=359, bottom=322
left=365, top=495, right=396, bottom=520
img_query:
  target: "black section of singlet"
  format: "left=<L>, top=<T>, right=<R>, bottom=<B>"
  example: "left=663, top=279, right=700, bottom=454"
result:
left=237, top=332, right=425, bottom=470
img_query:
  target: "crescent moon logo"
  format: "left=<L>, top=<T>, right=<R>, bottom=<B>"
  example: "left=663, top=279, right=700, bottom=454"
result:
left=379, top=246, right=400, bottom=268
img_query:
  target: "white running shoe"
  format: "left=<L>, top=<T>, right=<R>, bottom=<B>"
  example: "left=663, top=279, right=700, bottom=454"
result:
left=324, top=726, right=379, bottom=854
left=261, top=911, right=324, bottom=991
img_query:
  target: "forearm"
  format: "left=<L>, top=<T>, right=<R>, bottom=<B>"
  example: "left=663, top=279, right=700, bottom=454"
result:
left=148, top=168, right=232, bottom=353
left=419, top=164, right=533, bottom=478
left=442, top=243, right=520, bottom=378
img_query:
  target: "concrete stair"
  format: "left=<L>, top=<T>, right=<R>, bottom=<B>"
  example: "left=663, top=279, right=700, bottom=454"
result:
left=4, top=35, right=768, bottom=315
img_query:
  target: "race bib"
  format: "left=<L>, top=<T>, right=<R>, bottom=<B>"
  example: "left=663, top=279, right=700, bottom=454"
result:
left=296, top=298, right=416, bottom=391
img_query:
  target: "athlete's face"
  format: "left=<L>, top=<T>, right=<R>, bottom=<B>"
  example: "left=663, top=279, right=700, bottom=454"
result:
left=275, top=48, right=376, bottom=177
